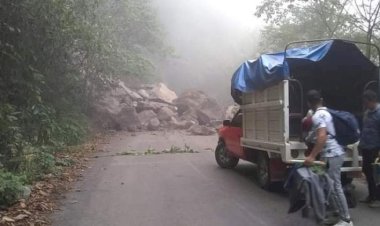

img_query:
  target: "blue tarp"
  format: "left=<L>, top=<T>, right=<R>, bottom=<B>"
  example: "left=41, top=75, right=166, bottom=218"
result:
left=231, top=40, right=375, bottom=96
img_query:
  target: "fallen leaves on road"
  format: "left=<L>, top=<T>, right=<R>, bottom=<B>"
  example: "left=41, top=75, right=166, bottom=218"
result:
left=0, top=133, right=108, bottom=226
left=115, top=144, right=199, bottom=157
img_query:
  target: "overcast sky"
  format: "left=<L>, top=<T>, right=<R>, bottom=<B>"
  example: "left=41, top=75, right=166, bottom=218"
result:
left=203, top=0, right=261, bottom=28
left=153, top=0, right=262, bottom=104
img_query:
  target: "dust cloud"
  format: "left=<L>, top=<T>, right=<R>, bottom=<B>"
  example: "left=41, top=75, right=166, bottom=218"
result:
left=153, top=0, right=261, bottom=106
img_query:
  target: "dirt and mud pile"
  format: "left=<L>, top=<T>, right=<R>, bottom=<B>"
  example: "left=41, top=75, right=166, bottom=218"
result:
left=90, top=80, right=223, bottom=135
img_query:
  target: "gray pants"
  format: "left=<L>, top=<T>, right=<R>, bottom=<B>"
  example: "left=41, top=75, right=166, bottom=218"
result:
left=324, top=155, right=351, bottom=221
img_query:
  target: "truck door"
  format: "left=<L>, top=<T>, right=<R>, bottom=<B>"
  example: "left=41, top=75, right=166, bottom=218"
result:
left=224, top=111, right=245, bottom=158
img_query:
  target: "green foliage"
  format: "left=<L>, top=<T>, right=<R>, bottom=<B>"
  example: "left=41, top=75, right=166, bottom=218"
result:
left=17, top=146, right=57, bottom=182
left=256, top=0, right=380, bottom=56
left=0, top=105, right=24, bottom=169
left=56, top=157, right=76, bottom=167
left=0, top=170, right=26, bottom=206
left=0, top=0, right=168, bottom=182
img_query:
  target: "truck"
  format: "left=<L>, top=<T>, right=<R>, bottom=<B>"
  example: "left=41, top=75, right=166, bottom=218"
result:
left=215, top=39, right=380, bottom=197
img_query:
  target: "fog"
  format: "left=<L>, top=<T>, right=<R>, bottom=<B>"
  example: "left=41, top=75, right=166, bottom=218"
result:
left=153, top=0, right=262, bottom=106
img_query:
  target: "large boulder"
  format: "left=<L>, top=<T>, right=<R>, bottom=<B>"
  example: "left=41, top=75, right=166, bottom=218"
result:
left=170, top=117, right=196, bottom=130
left=90, top=80, right=181, bottom=131
left=137, top=89, right=150, bottom=99
left=175, top=91, right=208, bottom=115
left=179, top=109, right=199, bottom=124
left=117, top=105, right=141, bottom=131
left=138, top=110, right=157, bottom=126
left=136, top=101, right=171, bottom=113
left=195, top=110, right=212, bottom=125
left=91, top=86, right=142, bottom=130
left=148, top=118, right=160, bottom=131
left=118, top=81, right=143, bottom=101
left=179, top=109, right=212, bottom=125
left=97, top=95, right=128, bottom=114
left=105, top=83, right=133, bottom=106
left=149, top=83, right=178, bottom=104
left=198, top=98, right=223, bottom=122
left=157, top=107, right=176, bottom=121
left=188, top=125, right=216, bottom=136
left=175, top=90, right=223, bottom=125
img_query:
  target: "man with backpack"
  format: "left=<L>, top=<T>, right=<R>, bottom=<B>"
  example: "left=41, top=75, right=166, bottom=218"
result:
left=359, top=90, right=380, bottom=208
left=304, top=90, right=353, bottom=226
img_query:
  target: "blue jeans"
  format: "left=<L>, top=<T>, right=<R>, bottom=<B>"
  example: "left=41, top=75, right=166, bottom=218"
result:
left=323, top=155, right=351, bottom=221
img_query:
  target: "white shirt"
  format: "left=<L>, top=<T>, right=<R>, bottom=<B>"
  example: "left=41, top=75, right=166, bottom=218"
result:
left=311, top=107, right=344, bottom=157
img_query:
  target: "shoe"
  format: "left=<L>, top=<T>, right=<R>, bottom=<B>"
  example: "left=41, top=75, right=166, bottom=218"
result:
left=369, top=200, right=380, bottom=208
left=322, top=217, right=339, bottom=225
left=333, top=220, right=353, bottom=226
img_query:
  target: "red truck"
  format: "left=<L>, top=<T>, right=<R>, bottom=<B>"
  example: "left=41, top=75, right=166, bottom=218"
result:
left=215, top=40, right=380, bottom=204
left=215, top=109, right=287, bottom=189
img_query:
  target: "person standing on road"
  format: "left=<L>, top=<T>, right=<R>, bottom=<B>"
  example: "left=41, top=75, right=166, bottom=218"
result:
left=304, top=90, right=353, bottom=226
left=359, top=90, right=380, bottom=208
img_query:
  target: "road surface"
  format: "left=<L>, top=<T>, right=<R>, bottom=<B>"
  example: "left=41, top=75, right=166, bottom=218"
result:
left=52, top=131, right=379, bottom=226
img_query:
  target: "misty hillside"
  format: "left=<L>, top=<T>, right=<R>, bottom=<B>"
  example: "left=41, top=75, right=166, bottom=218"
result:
left=153, top=0, right=260, bottom=105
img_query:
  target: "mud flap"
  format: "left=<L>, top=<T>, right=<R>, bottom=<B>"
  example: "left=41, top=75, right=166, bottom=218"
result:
left=269, top=158, right=287, bottom=182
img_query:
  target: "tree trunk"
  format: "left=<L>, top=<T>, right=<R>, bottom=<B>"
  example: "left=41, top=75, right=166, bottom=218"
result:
left=366, top=25, right=373, bottom=58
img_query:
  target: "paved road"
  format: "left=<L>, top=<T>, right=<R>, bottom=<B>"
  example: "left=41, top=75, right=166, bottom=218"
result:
left=52, top=131, right=379, bottom=226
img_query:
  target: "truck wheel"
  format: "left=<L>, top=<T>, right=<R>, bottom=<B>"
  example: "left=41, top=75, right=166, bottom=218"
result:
left=257, top=152, right=272, bottom=189
left=215, top=142, right=239, bottom=169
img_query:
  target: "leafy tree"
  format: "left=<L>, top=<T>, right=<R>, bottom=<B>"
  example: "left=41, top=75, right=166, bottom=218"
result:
left=0, top=0, right=168, bottom=177
left=256, top=0, right=380, bottom=57
left=351, top=0, right=380, bottom=56
left=258, top=0, right=354, bottom=52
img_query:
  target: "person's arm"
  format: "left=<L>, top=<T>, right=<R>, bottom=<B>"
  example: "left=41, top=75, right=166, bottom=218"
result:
left=304, top=127, right=327, bottom=165
left=304, top=112, right=327, bottom=166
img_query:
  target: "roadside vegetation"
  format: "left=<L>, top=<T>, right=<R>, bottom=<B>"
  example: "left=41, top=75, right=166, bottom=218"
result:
left=0, top=0, right=168, bottom=207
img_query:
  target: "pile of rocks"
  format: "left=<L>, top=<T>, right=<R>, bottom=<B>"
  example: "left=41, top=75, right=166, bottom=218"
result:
left=90, top=80, right=223, bottom=135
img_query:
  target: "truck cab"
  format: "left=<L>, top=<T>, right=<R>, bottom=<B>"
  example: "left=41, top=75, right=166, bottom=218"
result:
left=216, top=109, right=287, bottom=188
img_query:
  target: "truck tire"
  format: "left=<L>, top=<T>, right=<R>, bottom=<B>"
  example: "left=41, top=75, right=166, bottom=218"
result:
left=215, top=142, right=239, bottom=169
left=256, top=151, right=272, bottom=190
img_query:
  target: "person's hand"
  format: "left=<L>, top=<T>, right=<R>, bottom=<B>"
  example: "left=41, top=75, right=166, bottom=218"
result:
left=304, top=156, right=315, bottom=166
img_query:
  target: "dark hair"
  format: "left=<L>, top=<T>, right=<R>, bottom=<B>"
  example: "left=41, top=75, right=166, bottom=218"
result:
left=363, top=90, right=378, bottom=102
left=306, top=90, right=322, bottom=105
